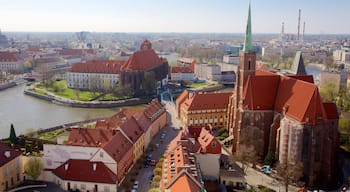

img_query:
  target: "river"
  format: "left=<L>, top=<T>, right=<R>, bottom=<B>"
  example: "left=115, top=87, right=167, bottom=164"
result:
left=0, top=85, right=120, bottom=139
left=0, top=64, right=322, bottom=139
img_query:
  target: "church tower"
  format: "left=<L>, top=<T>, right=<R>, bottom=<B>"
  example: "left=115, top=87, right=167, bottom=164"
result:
left=227, top=2, right=256, bottom=154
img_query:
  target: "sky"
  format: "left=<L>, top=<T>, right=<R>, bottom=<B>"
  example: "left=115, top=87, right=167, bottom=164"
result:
left=0, top=0, right=349, bottom=34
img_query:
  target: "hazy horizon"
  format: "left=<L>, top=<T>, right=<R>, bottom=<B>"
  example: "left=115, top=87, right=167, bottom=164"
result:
left=1, top=0, right=350, bottom=34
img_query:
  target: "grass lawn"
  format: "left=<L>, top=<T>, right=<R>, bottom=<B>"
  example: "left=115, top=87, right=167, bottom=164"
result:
left=31, top=88, right=48, bottom=95
left=38, top=129, right=66, bottom=141
left=37, top=81, right=100, bottom=101
left=187, top=82, right=208, bottom=88
left=100, top=93, right=131, bottom=101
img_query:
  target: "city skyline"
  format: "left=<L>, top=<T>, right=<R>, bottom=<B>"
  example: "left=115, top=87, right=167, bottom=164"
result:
left=0, top=0, right=350, bottom=34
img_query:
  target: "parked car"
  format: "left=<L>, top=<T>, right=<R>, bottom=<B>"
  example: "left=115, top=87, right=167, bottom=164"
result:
left=133, top=181, right=139, bottom=189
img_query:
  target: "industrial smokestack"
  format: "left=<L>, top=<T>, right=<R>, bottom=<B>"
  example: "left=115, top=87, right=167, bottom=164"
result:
left=303, top=22, right=305, bottom=41
left=281, top=22, right=285, bottom=38
left=297, top=9, right=301, bottom=41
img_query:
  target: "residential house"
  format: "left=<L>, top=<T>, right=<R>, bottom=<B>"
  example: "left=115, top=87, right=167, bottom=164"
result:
left=170, top=66, right=195, bottom=82
left=0, top=144, right=23, bottom=191
left=176, top=91, right=231, bottom=128
left=0, top=52, right=23, bottom=73
left=67, top=60, right=124, bottom=90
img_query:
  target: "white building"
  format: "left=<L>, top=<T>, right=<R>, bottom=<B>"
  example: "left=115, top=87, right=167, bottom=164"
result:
left=170, top=66, right=195, bottom=81
left=67, top=60, right=124, bottom=90
left=0, top=52, right=22, bottom=73
left=223, top=55, right=239, bottom=64
left=195, top=64, right=221, bottom=81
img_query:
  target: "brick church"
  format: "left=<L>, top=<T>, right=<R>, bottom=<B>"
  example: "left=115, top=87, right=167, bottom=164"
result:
left=226, top=4, right=339, bottom=187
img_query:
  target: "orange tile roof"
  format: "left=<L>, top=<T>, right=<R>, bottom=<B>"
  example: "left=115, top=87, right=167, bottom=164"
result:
left=121, top=49, right=166, bottom=71
left=67, top=128, right=114, bottom=147
left=53, top=159, right=117, bottom=184
left=34, top=57, right=60, bottom=64
left=143, top=99, right=165, bottom=120
left=182, top=92, right=231, bottom=111
left=95, top=108, right=143, bottom=130
left=176, top=90, right=189, bottom=106
left=166, top=170, right=203, bottom=192
left=69, top=60, right=124, bottom=74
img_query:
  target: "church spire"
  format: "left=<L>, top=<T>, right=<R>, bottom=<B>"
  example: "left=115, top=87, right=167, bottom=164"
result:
left=243, top=2, right=253, bottom=53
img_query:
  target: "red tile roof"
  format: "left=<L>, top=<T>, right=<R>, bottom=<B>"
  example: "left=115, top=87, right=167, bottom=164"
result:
left=69, top=60, right=124, bottom=74
left=245, top=69, right=328, bottom=125
left=0, top=52, right=18, bottom=62
left=103, top=130, right=133, bottom=163
left=188, top=125, right=212, bottom=139
left=171, top=66, right=194, bottom=73
left=287, top=75, right=314, bottom=83
left=53, top=159, right=117, bottom=184
left=120, top=116, right=143, bottom=143
left=182, top=92, right=231, bottom=111
left=95, top=108, right=143, bottom=130
left=243, top=75, right=280, bottom=110
left=0, top=144, right=21, bottom=167
left=197, top=128, right=221, bottom=154
left=143, top=99, right=164, bottom=120
left=67, top=128, right=114, bottom=147
left=323, top=102, right=338, bottom=119
left=121, top=49, right=166, bottom=71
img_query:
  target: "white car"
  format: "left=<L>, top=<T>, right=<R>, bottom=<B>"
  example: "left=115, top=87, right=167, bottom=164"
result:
left=133, top=180, right=139, bottom=189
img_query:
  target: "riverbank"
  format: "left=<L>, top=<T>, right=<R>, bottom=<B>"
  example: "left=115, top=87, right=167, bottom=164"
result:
left=24, top=88, right=153, bottom=108
left=0, top=81, right=17, bottom=91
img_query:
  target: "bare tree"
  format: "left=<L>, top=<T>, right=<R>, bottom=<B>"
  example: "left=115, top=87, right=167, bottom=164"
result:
left=234, top=144, right=258, bottom=174
left=276, top=161, right=303, bottom=192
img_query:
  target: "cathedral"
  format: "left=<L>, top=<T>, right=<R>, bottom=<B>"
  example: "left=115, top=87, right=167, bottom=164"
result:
left=226, top=4, right=339, bottom=187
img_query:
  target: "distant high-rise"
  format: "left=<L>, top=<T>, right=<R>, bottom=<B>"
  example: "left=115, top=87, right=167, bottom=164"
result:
left=297, top=9, right=301, bottom=41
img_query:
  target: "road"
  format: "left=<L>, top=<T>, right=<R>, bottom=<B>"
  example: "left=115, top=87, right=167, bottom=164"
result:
left=120, top=100, right=184, bottom=192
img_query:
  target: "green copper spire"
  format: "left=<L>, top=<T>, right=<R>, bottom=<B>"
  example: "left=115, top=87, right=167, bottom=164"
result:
left=243, top=2, right=254, bottom=53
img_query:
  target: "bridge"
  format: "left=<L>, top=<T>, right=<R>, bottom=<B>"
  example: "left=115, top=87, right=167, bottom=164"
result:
left=159, top=88, right=174, bottom=104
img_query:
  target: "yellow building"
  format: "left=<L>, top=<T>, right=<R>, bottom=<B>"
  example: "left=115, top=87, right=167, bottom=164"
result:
left=176, top=91, right=232, bottom=128
left=0, top=144, right=23, bottom=191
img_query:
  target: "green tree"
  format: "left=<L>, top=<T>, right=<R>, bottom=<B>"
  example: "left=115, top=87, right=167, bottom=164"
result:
left=320, top=81, right=338, bottom=102
left=143, top=71, right=156, bottom=95
left=153, top=175, right=161, bottom=183
left=153, top=167, right=162, bottom=176
left=24, top=157, right=44, bottom=180
left=24, top=60, right=33, bottom=70
left=9, top=124, right=19, bottom=145
left=148, top=189, right=159, bottom=192
left=264, top=151, right=277, bottom=166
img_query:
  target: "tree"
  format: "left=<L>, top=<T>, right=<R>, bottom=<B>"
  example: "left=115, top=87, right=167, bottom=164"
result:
left=9, top=124, right=19, bottom=145
left=234, top=144, right=258, bottom=174
left=319, top=81, right=338, bottom=102
left=264, top=151, right=277, bottom=166
left=153, top=167, right=162, bottom=176
left=24, top=60, right=33, bottom=70
left=143, top=71, right=156, bottom=95
left=24, top=157, right=44, bottom=180
left=148, top=189, right=159, bottom=192
left=276, top=161, right=303, bottom=192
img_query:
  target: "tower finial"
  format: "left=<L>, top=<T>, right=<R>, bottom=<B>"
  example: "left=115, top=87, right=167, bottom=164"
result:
left=243, top=1, right=253, bottom=53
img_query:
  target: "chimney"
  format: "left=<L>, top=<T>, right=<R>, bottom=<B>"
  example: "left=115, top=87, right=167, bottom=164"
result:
left=64, top=163, right=69, bottom=171
left=93, top=163, right=97, bottom=171
left=297, top=9, right=301, bottom=41
left=112, top=129, right=116, bottom=136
